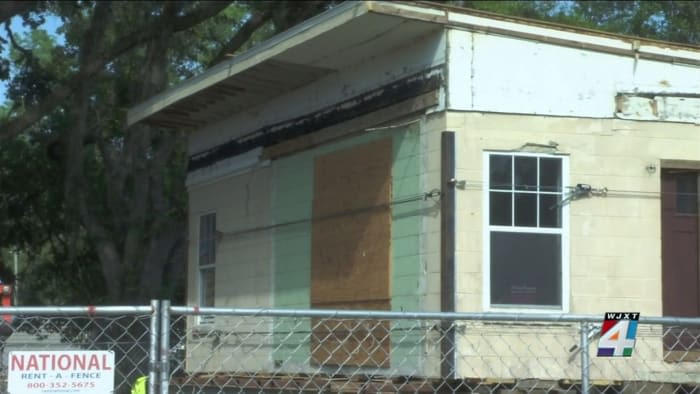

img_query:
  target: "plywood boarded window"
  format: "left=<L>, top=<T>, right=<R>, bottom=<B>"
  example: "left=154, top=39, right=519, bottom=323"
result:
left=310, top=138, right=392, bottom=368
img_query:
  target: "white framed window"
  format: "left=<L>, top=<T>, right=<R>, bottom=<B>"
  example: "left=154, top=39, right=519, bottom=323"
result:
left=198, top=213, right=216, bottom=309
left=483, top=152, right=569, bottom=312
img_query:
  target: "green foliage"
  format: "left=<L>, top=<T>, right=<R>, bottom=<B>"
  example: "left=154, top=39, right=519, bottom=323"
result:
left=1, top=1, right=336, bottom=304
left=453, top=0, right=700, bottom=45
left=572, top=1, right=700, bottom=44
left=169, top=4, right=255, bottom=79
left=0, top=128, right=106, bottom=304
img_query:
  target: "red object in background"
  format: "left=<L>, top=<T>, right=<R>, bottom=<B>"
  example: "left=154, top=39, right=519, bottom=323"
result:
left=1, top=284, right=12, bottom=322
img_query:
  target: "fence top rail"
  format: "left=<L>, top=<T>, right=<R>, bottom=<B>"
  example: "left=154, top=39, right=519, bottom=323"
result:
left=0, top=305, right=154, bottom=315
left=168, top=306, right=700, bottom=326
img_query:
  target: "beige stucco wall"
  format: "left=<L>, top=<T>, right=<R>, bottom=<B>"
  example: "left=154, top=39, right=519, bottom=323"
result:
left=450, top=112, right=700, bottom=314
left=448, top=111, right=700, bottom=382
left=186, top=166, right=274, bottom=372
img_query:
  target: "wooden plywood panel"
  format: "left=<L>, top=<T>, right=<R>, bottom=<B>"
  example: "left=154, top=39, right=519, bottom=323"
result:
left=311, top=138, right=393, bottom=305
left=310, top=300, right=390, bottom=368
left=311, top=138, right=393, bottom=367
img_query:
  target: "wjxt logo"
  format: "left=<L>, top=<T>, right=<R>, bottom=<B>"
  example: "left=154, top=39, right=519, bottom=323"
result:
left=597, top=312, right=640, bottom=357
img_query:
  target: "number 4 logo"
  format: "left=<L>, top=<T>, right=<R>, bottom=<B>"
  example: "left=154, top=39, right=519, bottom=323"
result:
left=597, top=320, right=637, bottom=357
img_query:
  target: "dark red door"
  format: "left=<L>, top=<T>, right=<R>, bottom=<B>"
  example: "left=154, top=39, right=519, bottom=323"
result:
left=661, top=170, right=700, bottom=356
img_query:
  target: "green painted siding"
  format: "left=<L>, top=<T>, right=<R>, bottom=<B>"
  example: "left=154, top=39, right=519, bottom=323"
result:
left=272, top=124, right=423, bottom=309
left=271, top=123, right=424, bottom=370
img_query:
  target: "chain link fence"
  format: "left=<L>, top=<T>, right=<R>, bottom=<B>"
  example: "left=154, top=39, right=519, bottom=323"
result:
left=0, top=303, right=156, bottom=394
left=0, top=303, right=696, bottom=393
left=164, top=307, right=700, bottom=394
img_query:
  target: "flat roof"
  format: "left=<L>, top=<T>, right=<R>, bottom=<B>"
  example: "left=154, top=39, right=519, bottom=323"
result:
left=127, top=1, right=700, bottom=128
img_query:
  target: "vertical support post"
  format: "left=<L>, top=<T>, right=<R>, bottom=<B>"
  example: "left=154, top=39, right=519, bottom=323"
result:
left=440, top=131, right=456, bottom=380
left=696, top=173, right=700, bottom=310
left=13, top=251, right=19, bottom=305
left=149, top=300, right=160, bottom=394
left=580, top=322, right=590, bottom=394
left=160, top=300, right=171, bottom=394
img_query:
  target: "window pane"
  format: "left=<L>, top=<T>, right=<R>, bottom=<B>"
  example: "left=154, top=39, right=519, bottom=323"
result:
left=490, top=232, right=561, bottom=306
left=540, top=158, right=562, bottom=193
left=514, top=193, right=537, bottom=227
left=539, top=194, right=562, bottom=228
left=199, top=242, right=210, bottom=266
left=490, top=192, right=512, bottom=226
left=200, top=268, right=215, bottom=307
left=514, top=156, right=537, bottom=191
left=490, top=155, right=512, bottom=190
left=676, top=174, right=698, bottom=214
left=199, top=214, right=216, bottom=266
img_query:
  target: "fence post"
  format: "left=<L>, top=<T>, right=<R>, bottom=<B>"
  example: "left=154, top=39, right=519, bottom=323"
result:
left=160, top=300, right=171, bottom=394
left=149, top=300, right=160, bottom=394
left=580, top=321, right=590, bottom=394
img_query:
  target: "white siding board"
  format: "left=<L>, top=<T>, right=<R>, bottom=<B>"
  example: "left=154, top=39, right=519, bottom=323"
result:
left=447, top=11, right=700, bottom=63
left=447, top=29, right=700, bottom=119
left=446, top=29, right=473, bottom=110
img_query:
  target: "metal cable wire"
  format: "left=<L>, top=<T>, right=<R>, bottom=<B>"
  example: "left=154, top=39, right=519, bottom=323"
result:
left=219, top=189, right=442, bottom=239
left=463, top=180, right=699, bottom=197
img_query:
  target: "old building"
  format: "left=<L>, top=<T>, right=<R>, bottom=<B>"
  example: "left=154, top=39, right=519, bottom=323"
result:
left=128, top=1, right=699, bottom=383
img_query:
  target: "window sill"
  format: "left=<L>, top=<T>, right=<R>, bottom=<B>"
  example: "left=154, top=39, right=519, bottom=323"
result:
left=486, top=305, right=568, bottom=314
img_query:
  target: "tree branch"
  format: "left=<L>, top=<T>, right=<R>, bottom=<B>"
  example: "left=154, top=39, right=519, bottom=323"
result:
left=64, top=1, right=112, bottom=202
left=208, top=8, right=273, bottom=67
left=64, top=2, right=121, bottom=299
left=0, top=1, right=38, bottom=25
left=122, top=4, right=178, bottom=300
left=4, top=22, right=33, bottom=60
left=101, top=2, right=233, bottom=71
left=95, top=132, right=127, bottom=219
left=77, top=197, right=124, bottom=301
left=0, top=1, right=233, bottom=142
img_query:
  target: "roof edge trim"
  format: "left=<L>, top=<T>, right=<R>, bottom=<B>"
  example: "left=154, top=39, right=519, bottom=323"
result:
left=408, top=1, right=700, bottom=53
left=127, top=1, right=369, bottom=127
left=367, top=1, right=700, bottom=63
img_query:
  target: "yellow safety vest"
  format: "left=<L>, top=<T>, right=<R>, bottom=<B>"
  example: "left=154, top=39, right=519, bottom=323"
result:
left=131, top=376, right=147, bottom=394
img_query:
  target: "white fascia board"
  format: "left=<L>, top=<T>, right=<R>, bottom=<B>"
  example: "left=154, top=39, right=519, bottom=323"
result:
left=127, top=1, right=370, bottom=126
left=638, top=43, right=700, bottom=64
left=447, top=12, right=700, bottom=65
left=368, top=1, right=447, bottom=21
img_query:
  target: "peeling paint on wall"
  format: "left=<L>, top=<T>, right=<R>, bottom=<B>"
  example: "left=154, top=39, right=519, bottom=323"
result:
left=615, top=94, right=700, bottom=123
left=447, top=29, right=700, bottom=119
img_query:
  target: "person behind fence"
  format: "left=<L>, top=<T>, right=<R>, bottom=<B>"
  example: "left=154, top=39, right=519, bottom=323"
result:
left=131, top=376, right=147, bottom=394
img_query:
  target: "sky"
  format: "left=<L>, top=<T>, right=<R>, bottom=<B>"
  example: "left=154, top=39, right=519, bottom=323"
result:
left=0, top=14, right=63, bottom=104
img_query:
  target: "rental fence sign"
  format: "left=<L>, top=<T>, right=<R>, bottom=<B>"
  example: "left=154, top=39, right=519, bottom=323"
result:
left=8, top=351, right=115, bottom=393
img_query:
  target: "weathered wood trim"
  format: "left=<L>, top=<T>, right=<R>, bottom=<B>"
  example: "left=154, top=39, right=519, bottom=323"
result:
left=440, top=131, right=456, bottom=380
left=188, top=67, right=444, bottom=172
left=446, top=22, right=700, bottom=67
left=262, top=90, right=439, bottom=160
left=661, top=160, right=700, bottom=171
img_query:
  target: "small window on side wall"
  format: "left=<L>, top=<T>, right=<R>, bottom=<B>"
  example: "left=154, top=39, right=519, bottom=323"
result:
left=485, top=152, right=568, bottom=310
left=198, top=213, right=216, bottom=309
